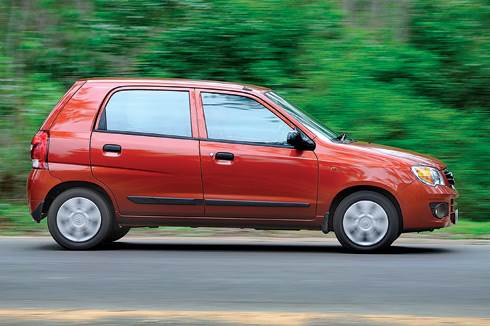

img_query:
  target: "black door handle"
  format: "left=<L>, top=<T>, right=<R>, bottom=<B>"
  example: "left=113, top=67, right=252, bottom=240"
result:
left=215, top=152, right=234, bottom=161
left=103, top=144, right=122, bottom=153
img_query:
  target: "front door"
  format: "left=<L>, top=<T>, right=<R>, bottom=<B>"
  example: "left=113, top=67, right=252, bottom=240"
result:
left=197, top=90, right=318, bottom=220
left=90, top=87, right=203, bottom=217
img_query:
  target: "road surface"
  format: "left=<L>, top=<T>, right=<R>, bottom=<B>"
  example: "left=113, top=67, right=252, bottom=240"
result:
left=0, top=236, right=489, bottom=325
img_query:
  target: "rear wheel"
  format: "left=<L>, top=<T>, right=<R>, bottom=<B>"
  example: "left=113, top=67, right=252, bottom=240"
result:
left=47, top=188, right=113, bottom=250
left=333, top=191, right=400, bottom=252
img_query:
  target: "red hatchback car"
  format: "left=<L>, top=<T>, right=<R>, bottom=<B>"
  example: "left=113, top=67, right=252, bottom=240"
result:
left=27, top=78, right=458, bottom=251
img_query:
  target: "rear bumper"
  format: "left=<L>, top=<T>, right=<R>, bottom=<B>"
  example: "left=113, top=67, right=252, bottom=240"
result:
left=27, top=169, right=60, bottom=222
left=31, top=202, right=44, bottom=223
left=399, top=181, right=458, bottom=232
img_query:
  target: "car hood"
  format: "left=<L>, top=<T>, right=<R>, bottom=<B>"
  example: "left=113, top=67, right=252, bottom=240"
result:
left=346, top=142, right=446, bottom=169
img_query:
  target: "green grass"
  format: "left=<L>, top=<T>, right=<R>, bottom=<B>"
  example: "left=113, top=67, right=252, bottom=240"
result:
left=0, top=202, right=46, bottom=235
left=439, top=220, right=490, bottom=237
left=1, top=201, right=490, bottom=238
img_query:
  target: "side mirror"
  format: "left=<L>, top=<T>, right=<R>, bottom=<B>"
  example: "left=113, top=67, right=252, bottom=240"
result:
left=287, top=129, right=316, bottom=150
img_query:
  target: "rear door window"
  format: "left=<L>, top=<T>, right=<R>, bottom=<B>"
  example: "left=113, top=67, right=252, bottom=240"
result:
left=100, top=90, right=191, bottom=137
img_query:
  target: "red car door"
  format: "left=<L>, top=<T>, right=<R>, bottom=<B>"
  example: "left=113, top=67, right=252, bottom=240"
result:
left=197, top=90, right=318, bottom=220
left=90, top=87, right=204, bottom=218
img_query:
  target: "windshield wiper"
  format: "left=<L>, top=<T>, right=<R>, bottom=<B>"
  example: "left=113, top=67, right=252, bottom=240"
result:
left=335, top=132, right=354, bottom=143
left=336, top=133, right=347, bottom=142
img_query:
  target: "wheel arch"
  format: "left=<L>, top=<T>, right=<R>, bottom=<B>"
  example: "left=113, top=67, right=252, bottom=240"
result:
left=42, top=181, right=116, bottom=218
left=326, top=185, right=403, bottom=233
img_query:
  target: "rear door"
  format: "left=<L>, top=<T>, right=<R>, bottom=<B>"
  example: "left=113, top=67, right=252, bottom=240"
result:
left=90, top=87, right=203, bottom=217
left=197, top=90, right=318, bottom=220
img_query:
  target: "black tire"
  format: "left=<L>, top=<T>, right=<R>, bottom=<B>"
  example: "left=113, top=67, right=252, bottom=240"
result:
left=47, top=188, right=114, bottom=250
left=333, top=191, right=400, bottom=252
left=105, top=225, right=130, bottom=243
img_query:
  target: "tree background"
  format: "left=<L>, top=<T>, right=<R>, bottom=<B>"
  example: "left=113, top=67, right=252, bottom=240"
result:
left=0, top=0, right=489, bottom=225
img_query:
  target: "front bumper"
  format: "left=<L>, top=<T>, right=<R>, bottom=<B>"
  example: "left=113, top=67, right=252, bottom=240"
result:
left=451, top=208, right=459, bottom=225
left=399, top=181, right=458, bottom=232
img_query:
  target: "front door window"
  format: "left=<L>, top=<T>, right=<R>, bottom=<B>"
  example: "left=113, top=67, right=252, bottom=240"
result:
left=201, top=92, right=292, bottom=145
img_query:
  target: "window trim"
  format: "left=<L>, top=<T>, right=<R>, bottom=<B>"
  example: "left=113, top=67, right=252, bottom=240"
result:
left=92, top=129, right=296, bottom=149
left=93, top=129, right=198, bottom=141
left=92, top=86, right=315, bottom=150
left=94, top=86, right=196, bottom=139
left=198, top=90, right=299, bottom=148
left=200, top=137, right=295, bottom=149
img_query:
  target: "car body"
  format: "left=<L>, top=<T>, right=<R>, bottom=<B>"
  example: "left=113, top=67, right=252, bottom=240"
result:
left=27, top=78, right=458, bottom=250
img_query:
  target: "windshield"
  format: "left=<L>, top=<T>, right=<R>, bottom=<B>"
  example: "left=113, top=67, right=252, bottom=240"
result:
left=265, top=92, right=338, bottom=141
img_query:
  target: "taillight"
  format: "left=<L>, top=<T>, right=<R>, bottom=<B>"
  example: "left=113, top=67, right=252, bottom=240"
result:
left=31, top=131, right=49, bottom=169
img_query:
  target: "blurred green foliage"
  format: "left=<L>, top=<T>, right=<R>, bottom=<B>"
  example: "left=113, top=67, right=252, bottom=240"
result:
left=0, top=0, right=489, bottom=220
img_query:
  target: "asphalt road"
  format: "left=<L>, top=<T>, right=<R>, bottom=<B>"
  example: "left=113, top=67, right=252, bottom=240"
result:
left=0, top=237, right=489, bottom=324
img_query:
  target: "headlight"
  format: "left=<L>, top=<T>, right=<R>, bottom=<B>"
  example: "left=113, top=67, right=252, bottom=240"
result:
left=411, top=166, right=445, bottom=187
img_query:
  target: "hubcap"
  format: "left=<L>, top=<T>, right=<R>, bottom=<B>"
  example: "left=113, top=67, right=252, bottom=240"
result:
left=56, top=197, right=101, bottom=242
left=342, top=200, right=389, bottom=246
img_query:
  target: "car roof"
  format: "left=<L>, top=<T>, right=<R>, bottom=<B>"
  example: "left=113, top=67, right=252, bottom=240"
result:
left=82, top=78, right=271, bottom=93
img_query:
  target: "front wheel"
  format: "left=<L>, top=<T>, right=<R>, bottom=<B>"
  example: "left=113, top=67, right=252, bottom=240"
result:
left=47, top=188, right=114, bottom=250
left=333, top=191, right=400, bottom=252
